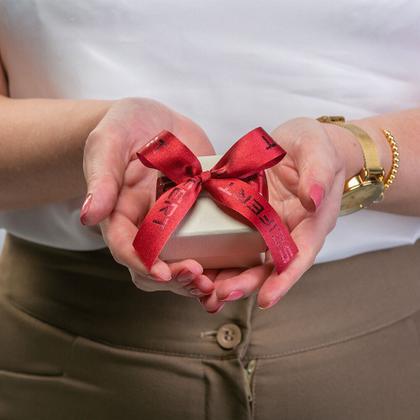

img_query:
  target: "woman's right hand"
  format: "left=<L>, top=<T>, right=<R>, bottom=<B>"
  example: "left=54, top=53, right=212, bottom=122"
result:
left=81, top=97, right=215, bottom=298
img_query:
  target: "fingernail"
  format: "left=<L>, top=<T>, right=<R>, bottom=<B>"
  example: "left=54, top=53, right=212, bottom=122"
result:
left=80, top=193, right=93, bottom=225
left=219, top=290, right=244, bottom=302
left=258, top=295, right=282, bottom=310
left=208, top=304, right=224, bottom=314
left=190, top=288, right=205, bottom=296
left=309, top=184, right=324, bottom=211
left=152, top=275, right=172, bottom=282
left=176, top=272, right=194, bottom=285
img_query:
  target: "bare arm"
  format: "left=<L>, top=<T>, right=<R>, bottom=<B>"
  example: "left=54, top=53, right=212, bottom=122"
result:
left=0, top=59, right=219, bottom=299
left=351, top=110, right=420, bottom=216
left=321, top=109, right=420, bottom=216
left=1, top=49, right=420, bottom=216
left=0, top=55, right=112, bottom=211
left=210, top=109, right=420, bottom=311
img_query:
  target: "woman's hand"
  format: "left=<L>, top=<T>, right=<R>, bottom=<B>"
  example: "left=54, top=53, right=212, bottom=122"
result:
left=81, top=97, right=215, bottom=298
left=199, top=117, right=365, bottom=312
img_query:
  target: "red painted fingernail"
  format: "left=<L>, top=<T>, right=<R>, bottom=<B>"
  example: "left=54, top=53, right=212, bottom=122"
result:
left=80, top=193, right=93, bottom=225
left=220, top=290, right=244, bottom=302
left=309, top=184, right=324, bottom=211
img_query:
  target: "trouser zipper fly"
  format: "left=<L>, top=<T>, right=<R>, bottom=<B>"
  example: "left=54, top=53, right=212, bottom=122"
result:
left=243, top=359, right=257, bottom=404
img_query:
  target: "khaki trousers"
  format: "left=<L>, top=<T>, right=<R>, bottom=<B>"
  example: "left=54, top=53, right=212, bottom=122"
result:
left=1, top=232, right=420, bottom=420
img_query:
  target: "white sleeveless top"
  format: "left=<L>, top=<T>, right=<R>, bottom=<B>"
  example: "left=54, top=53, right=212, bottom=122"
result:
left=1, top=0, right=420, bottom=263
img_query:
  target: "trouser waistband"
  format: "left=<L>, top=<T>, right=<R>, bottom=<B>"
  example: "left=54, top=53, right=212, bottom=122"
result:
left=1, top=233, right=420, bottom=360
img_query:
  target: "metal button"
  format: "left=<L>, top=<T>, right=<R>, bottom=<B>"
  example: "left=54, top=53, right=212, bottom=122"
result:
left=216, top=323, right=242, bottom=350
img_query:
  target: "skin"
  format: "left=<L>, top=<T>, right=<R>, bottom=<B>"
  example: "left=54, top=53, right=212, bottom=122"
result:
left=0, top=57, right=216, bottom=301
left=1, top=54, right=420, bottom=313
left=82, top=98, right=216, bottom=298
left=203, top=113, right=420, bottom=312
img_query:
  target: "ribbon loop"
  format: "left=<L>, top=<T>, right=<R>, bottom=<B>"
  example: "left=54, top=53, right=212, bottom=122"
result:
left=136, top=130, right=202, bottom=184
left=133, top=127, right=298, bottom=273
left=211, top=127, right=287, bottom=179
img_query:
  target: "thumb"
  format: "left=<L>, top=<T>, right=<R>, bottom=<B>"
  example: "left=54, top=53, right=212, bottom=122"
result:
left=272, top=119, right=337, bottom=213
left=80, top=127, right=127, bottom=225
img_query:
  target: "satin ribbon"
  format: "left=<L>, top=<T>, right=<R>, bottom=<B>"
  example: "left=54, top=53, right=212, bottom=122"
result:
left=132, top=127, right=298, bottom=273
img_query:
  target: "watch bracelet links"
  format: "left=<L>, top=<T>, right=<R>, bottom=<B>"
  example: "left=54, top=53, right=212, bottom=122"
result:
left=317, top=115, right=400, bottom=193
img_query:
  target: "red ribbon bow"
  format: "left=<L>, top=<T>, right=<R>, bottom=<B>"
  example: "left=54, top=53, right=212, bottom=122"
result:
left=132, top=127, right=298, bottom=273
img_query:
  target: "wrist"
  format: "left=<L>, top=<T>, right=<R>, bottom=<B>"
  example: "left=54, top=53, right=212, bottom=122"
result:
left=82, top=99, right=115, bottom=134
left=321, top=122, right=365, bottom=179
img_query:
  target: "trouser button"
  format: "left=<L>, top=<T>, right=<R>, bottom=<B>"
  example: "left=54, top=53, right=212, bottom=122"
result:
left=216, top=323, right=242, bottom=350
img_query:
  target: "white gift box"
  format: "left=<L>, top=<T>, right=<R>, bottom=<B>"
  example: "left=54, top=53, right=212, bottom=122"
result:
left=158, top=155, right=267, bottom=269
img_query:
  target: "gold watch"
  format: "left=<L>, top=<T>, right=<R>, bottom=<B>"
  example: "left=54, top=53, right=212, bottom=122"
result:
left=317, top=115, right=385, bottom=216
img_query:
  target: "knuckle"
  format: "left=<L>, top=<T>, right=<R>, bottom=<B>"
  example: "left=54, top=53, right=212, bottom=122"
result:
left=319, top=164, right=336, bottom=188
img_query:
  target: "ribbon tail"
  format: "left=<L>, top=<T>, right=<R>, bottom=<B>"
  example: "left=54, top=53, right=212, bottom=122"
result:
left=132, top=178, right=201, bottom=270
left=205, top=178, right=298, bottom=273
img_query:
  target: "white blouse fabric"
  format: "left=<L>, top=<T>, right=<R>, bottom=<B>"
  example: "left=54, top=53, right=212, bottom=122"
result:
left=0, top=0, right=420, bottom=263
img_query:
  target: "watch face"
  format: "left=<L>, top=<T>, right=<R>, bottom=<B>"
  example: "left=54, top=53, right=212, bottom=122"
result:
left=340, top=183, right=384, bottom=216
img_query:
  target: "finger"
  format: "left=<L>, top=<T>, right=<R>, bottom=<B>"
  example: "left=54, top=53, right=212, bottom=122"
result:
left=169, top=260, right=203, bottom=288
left=215, top=264, right=273, bottom=302
left=131, top=272, right=169, bottom=292
left=81, top=124, right=129, bottom=225
left=169, top=259, right=203, bottom=280
left=131, top=272, right=194, bottom=296
left=257, top=172, right=344, bottom=309
left=202, top=268, right=243, bottom=285
left=169, top=260, right=210, bottom=293
left=133, top=273, right=213, bottom=298
left=271, top=118, right=338, bottom=213
left=102, top=211, right=171, bottom=281
left=198, top=291, right=225, bottom=314
left=198, top=269, right=241, bottom=312
left=202, top=269, right=220, bottom=282
left=186, top=274, right=215, bottom=297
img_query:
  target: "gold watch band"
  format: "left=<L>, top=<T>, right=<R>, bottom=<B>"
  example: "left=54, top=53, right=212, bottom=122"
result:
left=317, top=115, right=384, bottom=180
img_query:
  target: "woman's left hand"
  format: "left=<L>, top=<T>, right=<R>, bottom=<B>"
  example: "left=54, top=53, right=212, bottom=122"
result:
left=199, top=117, right=365, bottom=312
